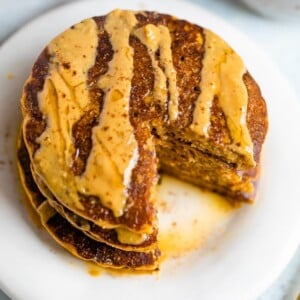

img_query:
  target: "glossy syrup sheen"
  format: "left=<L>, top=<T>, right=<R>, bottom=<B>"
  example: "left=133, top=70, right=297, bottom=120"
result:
left=85, top=175, right=237, bottom=276
left=157, top=175, right=236, bottom=259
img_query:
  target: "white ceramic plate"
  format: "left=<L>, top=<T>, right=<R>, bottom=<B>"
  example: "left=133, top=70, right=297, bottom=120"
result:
left=1, top=0, right=300, bottom=299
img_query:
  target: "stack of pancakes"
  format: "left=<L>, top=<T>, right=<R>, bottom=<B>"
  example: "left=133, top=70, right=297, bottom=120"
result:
left=18, top=10, right=268, bottom=270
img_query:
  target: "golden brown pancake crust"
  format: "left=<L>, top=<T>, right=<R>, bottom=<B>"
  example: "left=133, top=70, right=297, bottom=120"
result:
left=46, top=214, right=159, bottom=269
left=17, top=136, right=160, bottom=269
left=48, top=197, right=158, bottom=251
left=21, top=11, right=268, bottom=231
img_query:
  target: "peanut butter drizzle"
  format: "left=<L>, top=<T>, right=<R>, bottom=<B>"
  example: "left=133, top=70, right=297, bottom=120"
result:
left=35, top=18, right=99, bottom=213
left=133, top=24, right=179, bottom=120
left=32, top=13, right=148, bottom=245
left=33, top=17, right=130, bottom=216
left=72, top=10, right=139, bottom=218
left=191, top=29, right=254, bottom=165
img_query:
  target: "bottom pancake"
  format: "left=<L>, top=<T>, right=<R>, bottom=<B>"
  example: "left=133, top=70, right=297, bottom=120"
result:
left=39, top=202, right=160, bottom=269
left=17, top=135, right=160, bottom=270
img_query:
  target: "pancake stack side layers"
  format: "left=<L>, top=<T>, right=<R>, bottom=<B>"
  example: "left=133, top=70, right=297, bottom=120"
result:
left=18, top=9, right=268, bottom=270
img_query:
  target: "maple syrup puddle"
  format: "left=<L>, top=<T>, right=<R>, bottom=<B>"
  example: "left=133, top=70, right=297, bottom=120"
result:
left=86, top=175, right=237, bottom=277
left=87, top=263, right=102, bottom=277
left=86, top=262, right=159, bottom=278
left=17, top=173, right=42, bottom=229
left=157, top=175, right=237, bottom=259
left=21, top=195, right=42, bottom=228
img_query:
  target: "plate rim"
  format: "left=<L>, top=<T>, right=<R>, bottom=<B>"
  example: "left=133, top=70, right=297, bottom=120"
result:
left=0, top=0, right=300, bottom=300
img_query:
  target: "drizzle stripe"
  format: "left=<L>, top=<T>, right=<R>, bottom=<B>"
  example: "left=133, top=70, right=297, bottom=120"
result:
left=191, top=29, right=254, bottom=165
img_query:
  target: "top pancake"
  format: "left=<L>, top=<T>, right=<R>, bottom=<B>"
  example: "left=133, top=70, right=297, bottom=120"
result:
left=21, top=10, right=268, bottom=235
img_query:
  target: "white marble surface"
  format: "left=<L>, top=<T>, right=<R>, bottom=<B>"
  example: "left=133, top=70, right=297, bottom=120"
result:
left=0, top=0, right=299, bottom=299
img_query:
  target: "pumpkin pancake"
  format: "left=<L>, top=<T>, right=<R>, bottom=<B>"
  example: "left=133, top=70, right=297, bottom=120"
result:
left=17, top=135, right=160, bottom=269
left=19, top=9, right=268, bottom=269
